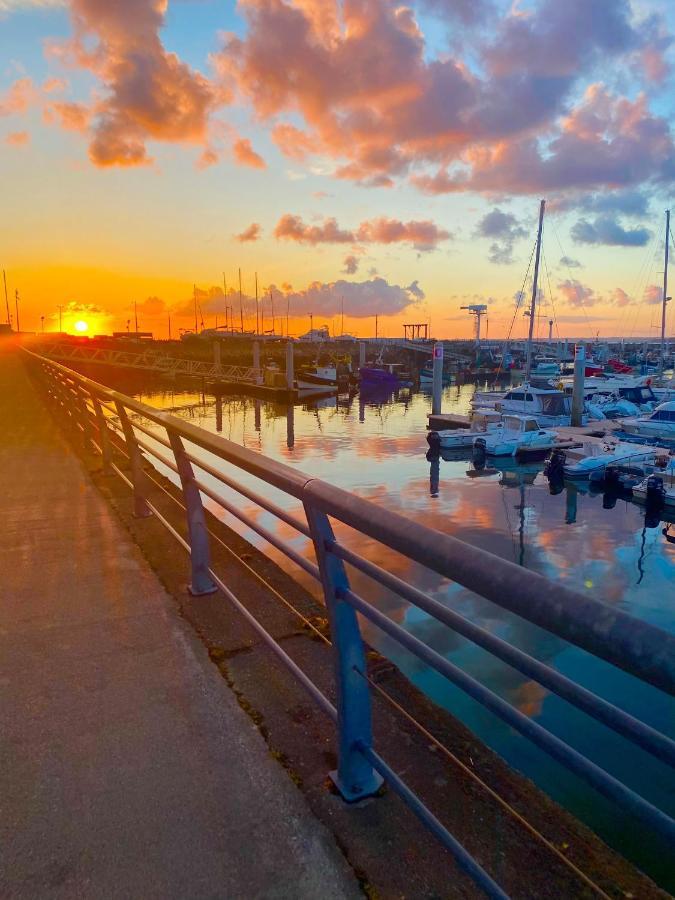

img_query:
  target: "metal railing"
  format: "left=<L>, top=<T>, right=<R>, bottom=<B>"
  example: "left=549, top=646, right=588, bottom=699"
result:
left=24, top=348, right=675, bottom=899
left=35, top=341, right=259, bottom=383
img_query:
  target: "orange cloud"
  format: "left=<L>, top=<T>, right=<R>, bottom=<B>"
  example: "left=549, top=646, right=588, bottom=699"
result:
left=274, top=213, right=450, bottom=251
left=0, top=77, right=35, bottom=117
left=235, top=222, right=262, bottom=242
left=5, top=130, right=30, bottom=146
left=233, top=137, right=266, bottom=169
left=44, top=101, right=90, bottom=132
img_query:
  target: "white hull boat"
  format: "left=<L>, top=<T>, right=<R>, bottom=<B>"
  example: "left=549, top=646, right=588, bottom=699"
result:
left=632, top=472, right=675, bottom=508
left=473, top=415, right=558, bottom=457
left=621, top=401, right=675, bottom=441
left=563, top=441, right=665, bottom=478
left=471, top=384, right=581, bottom=426
left=428, top=410, right=503, bottom=450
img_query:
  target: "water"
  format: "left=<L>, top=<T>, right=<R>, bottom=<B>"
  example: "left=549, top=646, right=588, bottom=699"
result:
left=122, top=376, right=675, bottom=887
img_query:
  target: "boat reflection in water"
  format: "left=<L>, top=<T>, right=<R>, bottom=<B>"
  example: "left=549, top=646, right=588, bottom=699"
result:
left=114, top=372, right=674, bottom=890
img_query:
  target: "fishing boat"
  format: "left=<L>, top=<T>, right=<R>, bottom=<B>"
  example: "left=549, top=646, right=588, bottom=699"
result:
left=359, top=363, right=411, bottom=387
left=427, top=409, right=503, bottom=450
left=419, top=365, right=452, bottom=385
left=473, top=415, right=558, bottom=457
left=296, top=363, right=338, bottom=393
left=621, top=401, right=675, bottom=440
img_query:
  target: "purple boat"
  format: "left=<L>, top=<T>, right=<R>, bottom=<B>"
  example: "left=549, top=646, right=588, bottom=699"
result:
left=359, top=364, right=409, bottom=386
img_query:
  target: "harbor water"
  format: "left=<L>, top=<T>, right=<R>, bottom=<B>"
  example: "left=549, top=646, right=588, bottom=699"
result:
left=125, top=377, right=675, bottom=888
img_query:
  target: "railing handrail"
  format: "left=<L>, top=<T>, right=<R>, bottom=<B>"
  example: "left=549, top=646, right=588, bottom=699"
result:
left=23, top=347, right=675, bottom=897
left=23, top=347, right=675, bottom=695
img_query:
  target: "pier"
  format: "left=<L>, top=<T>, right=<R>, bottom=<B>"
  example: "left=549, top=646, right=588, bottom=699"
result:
left=2, top=342, right=675, bottom=898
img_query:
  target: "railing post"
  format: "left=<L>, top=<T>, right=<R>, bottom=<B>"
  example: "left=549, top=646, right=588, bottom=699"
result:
left=114, top=400, right=152, bottom=519
left=92, top=396, right=113, bottom=473
left=304, top=503, right=383, bottom=802
left=167, top=431, right=218, bottom=596
left=74, top=384, right=95, bottom=452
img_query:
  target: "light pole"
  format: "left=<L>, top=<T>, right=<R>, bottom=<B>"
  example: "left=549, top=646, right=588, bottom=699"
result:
left=57, top=305, right=63, bottom=333
left=41, top=315, right=45, bottom=333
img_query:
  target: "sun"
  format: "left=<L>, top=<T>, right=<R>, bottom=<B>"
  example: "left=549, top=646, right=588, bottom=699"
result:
left=73, top=320, right=89, bottom=333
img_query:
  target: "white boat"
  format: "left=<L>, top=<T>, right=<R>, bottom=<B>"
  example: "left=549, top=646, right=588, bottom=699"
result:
left=471, top=384, right=579, bottom=426
left=296, top=364, right=338, bottom=395
left=473, top=415, right=558, bottom=457
left=621, top=401, right=675, bottom=441
left=563, top=440, right=663, bottom=478
left=428, top=409, right=503, bottom=450
left=632, top=471, right=675, bottom=508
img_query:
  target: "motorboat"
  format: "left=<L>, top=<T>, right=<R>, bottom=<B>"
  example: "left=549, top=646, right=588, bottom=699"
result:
left=622, top=401, right=675, bottom=441
left=427, top=409, right=503, bottom=451
left=359, top=363, right=411, bottom=387
left=296, top=364, right=338, bottom=393
left=420, top=365, right=452, bottom=385
left=473, top=415, right=558, bottom=457
left=632, top=470, right=675, bottom=509
left=471, top=384, right=579, bottom=426
left=561, top=375, right=658, bottom=410
left=562, top=439, right=666, bottom=479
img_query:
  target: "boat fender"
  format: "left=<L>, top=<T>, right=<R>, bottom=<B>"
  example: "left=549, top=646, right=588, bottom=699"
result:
left=427, top=431, right=441, bottom=450
left=472, top=437, right=487, bottom=468
left=645, top=475, right=665, bottom=508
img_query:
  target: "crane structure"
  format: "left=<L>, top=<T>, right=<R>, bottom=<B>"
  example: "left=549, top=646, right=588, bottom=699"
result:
left=460, top=304, right=488, bottom=345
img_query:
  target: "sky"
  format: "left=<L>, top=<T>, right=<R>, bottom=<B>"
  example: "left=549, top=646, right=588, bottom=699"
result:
left=0, top=0, right=674, bottom=340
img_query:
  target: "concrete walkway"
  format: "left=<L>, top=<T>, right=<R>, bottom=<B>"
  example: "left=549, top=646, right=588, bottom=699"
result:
left=0, top=345, right=360, bottom=899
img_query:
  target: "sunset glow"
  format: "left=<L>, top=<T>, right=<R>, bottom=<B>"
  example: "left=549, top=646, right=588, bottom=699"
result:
left=0, top=1, right=673, bottom=339
left=73, top=320, right=88, bottom=333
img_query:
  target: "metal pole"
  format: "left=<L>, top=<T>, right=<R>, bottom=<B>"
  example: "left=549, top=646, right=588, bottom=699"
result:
left=114, top=400, right=152, bottom=519
left=167, top=431, right=218, bottom=595
left=168, top=313, right=172, bottom=340
left=2, top=270, right=9, bottom=325
left=134, top=300, right=138, bottom=335
left=239, top=268, right=244, bottom=333
left=525, top=199, right=546, bottom=382
left=571, top=343, right=585, bottom=427
left=193, top=284, right=198, bottom=335
left=58, top=305, right=63, bottom=333
left=255, top=271, right=259, bottom=336
left=304, top=504, right=383, bottom=802
left=213, top=340, right=222, bottom=372
left=432, top=342, right=443, bottom=416
left=253, top=340, right=262, bottom=384
left=14, top=290, right=20, bottom=333
left=661, top=209, right=670, bottom=372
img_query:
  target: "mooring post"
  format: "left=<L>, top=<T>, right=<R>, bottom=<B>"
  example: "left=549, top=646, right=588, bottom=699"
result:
left=304, top=503, right=383, bottom=802
left=167, top=431, right=218, bottom=595
left=286, top=404, right=295, bottom=449
left=571, top=343, right=585, bottom=427
left=285, top=340, right=294, bottom=391
left=114, top=400, right=152, bottom=518
left=359, top=341, right=366, bottom=369
left=215, top=394, right=223, bottom=433
left=432, top=341, right=443, bottom=416
left=213, top=340, right=222, bottom=372
left=253, top=340, right=262, bottom=384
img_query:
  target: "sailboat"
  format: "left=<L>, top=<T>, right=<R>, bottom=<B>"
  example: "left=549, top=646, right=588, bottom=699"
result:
left=471, top=200, right=581, bottom=426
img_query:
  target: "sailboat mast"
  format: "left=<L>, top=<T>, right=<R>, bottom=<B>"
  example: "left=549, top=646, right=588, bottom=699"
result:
left=193, top=284, right=198, bottom=334
left=3, top=270, right=10, bottom=326
left=525, top=199, right=546, bottom=382
left=661, top=209, right=670, bottom=371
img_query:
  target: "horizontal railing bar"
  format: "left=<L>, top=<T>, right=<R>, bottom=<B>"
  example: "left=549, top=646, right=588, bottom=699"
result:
left=133, top=435, right=180, bottom=476
left=340, top=586, right=675, bottom=843
left=331, top=543, right=675, bottom=767
left=180, top=449, right=312, bottom=538
left=125, top=416, right=174, bottom=451
left=192, top=477, right=321, bottom=582
left=359, top=745, right=509, bottom=900
left=303, top=480, right=675, bottom=696
left=207, top=566, right=336, bottom=720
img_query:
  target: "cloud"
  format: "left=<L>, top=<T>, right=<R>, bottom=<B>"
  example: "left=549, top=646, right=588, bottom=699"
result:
left=0, top=0, right=65, bottom=10
left=235, top=222, right=262, bottom=243
left=132, top=296, right=166, bottom=317
left=216, top=0, right=672, bottom=197
left=0, top=77, right=35, bottom=116
left=342, top=254, right=359, bottom=274
left=4, top=130, right=29, bottom=146
left=570, top=215, right=651, bottom=246
left=611, top=287, right=632, bottom=307
left=643, top=284, right=663, bottom=304
left=559, top=255, right=582, bottom=269
left=274, top=213, right=450, bottom=251
left=233, top=137, right=266, bottom=169
left=43, top=100, right=90, bottom=132
left=557, top=278, right=598, bottom=307
left=50, top=0, right=221, bottom=167
left=177, top=277, right=423, bottom=319
left=475, top=208, right=527, bottom=264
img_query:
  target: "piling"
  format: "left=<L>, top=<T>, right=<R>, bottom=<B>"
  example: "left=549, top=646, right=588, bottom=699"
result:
left=253, top=341, right=261, bottom=384
left=359, top=341, right=366, bottom=368
left=286, top=341, right=294, bottom=391
left=432, top=342, right=443, bottom=416
left=571, top=343, right=585, bottom=427
left=213, top=340, right=222, bottom=371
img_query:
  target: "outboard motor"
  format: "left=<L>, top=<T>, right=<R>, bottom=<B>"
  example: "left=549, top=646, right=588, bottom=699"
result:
left=472, top=437, right=487, bottom=470
left=426, top=430, right=441, bottom=455
left=604, top=465, right=621, bottom=491
left=544, top=448, right=566, bottom=495
left=644, top=475, right=665, bottom=528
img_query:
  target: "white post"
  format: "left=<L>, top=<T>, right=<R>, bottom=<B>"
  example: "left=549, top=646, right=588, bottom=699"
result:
left=432, top=342, right=444, bottom=416
left=571, top=343, right=585, bottom=427
left=359, top=341, right=366, bottom=368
